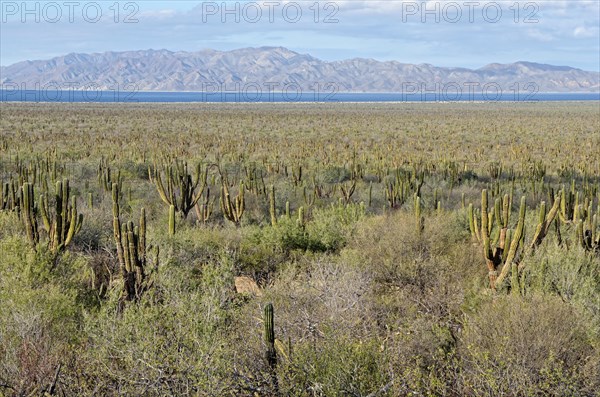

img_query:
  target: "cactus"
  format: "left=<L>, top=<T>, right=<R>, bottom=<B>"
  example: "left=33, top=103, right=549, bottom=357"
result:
left=21, top=179, right=82, bottom=253
left=473, top=189, right=562, bottom=290
left=303, top=186, right=316, bottom=208
left=151, top=160, right=207, bottom=218
left=1, top=180, right=20, bottom=211
left=220, top=181, right=245, bottom=226
left=495, top=196, right=527, bottom=288
left=474, top=190, right=526, bottom=290
left=414, top=195, right=423, bottom=234
left=169, top=204, right=176, bottom=236
left=21, top=182, right=39, bottom=247
left=98, top=158, right=121, bottom=193
left=269, top=185, right=277, bottom=226
left=340, top=179, right=356, bottom=204
left=468, top=203, right=478, bottom=241
left=580, top=208, right=600, bottom=253
left=297, top=206, right=305, bottom=227
left=264, top=303, right=277, bottom=369
left=112, top=183, right=152, bottom=302
left=292, top=164, right=302, bottom=186
left=194, top=187, right=214, bottom=224
left=529, top=197, right=561, bottom=251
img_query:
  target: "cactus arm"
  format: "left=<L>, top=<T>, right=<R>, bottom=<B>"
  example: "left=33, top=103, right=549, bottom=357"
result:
left=154, top=172, right=173, bottom=207
left=64, top=195, right=80, bottom=247
left=112, top=183, right=127, bottom=276
left=496, top=196, right=526, bottom=286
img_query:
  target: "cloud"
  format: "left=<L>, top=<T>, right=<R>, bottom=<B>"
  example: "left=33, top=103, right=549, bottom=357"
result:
left=527, top=28, right=555, bottom=42
left=0, top=0, right=598, bottom=71
left=139, top=9, right=178, bottom=20
left=573, top=26, right=599, bottom=38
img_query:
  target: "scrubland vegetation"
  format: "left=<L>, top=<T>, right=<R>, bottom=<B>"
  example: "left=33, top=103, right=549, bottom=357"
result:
left=0, top=102, right=599, bottom=396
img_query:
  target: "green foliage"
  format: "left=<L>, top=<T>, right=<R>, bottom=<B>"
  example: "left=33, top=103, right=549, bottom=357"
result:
left=521, top=244, right=600, bottom=334
left=280, top=337, right=390, bottom=397
left=320, top=166, right=351, bottom=184
left=305, top=202, right=365, bottom=252
left=0, top=103, right=599, bottom=396
left=459, top=294, right=597, bottom=396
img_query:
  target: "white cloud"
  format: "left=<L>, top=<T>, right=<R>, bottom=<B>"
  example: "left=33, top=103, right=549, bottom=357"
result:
left=573, top=26, right=599, bottom=38
left=527, top=28, right=554, bottom=42
left=139, top=9, right=178, bottom=19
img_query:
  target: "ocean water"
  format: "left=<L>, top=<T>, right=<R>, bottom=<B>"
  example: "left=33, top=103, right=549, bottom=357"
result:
left=1, top=90, right=599, bottom=103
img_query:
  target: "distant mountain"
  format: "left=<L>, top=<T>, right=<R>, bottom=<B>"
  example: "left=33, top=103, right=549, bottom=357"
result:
left=1, top=47, right=599, bottom=92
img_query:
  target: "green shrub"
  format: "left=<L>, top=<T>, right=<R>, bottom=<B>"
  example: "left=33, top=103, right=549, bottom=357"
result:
left=459, top=294, right=597, bottom=396
left=305, top=202, right=364, bottom=252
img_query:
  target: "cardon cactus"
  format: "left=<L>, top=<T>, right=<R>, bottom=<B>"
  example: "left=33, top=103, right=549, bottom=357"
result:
left=151, top=160, right=207, bottom=218
left=112, top=183, right=151, bottom=302
left=220, top=181, right=245, bottom=226
left=474, top=189, right=562, bottom=290
left=264, top=303, right=277, bottom=369
left=194, top=187, right=214, bottom=224
left=21, top=179, right=83, bottom=253
left=270, top=185, right=277, bottom=226
left=169, top=204, right=176, bottom=236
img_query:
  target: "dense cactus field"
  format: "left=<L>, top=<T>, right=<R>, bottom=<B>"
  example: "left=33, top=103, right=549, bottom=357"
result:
left=0, top=102, right=599, bottom=396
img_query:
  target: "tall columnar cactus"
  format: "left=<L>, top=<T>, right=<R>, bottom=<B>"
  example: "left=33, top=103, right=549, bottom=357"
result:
left=474, top=189, right=562, bottom=290
left=475, top=189, right=525, bottom=290
left=340, top=179, right=356, bottom=204
left=559, top=183, right=579, bottom=224
left=151, top=160, right=207, bottom=218
left=1, top=180, right=20, bottom=211
left=264, top=303, right=277, bottom=369
left=98, top=158, right=121, bottom=193
left=580, top=205, right=600, bottom=253
left=112, top=183, right=150, bottom=302
left=168, top=204, right=176, bottom=236
left=414, top=195, right=424, bottom=234
left=297, top=206, right=305, bottom=227
left=21, top=182, right=39, bottom=246
left=194, top=187, right=214, bottom=224
left=303, top=186, right=316, bottom=208
left=269, top=185, right=277, bottom=226
left=43, top=179, right=84, bottom=253
left=494, top=196, right=527, bottom=288
left=21, top=179, right=83, bottom=253
left=220, top=181, right=245, bottom=226
left=291, top=164, right=302, bottom=186
left=529, top=198, right=561, bottom=251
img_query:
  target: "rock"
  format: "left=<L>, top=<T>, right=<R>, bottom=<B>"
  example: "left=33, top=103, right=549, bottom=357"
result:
left=234, top=276, right=262, bottom=296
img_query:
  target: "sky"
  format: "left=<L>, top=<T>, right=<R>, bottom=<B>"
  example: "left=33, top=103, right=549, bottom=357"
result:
left=0, top=0, right=599, bottom=71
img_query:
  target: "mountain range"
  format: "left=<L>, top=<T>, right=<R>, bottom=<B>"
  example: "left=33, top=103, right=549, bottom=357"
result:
left=1, top=47, right=599, bottom=93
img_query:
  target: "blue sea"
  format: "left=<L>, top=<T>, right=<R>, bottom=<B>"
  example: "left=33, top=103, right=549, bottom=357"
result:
left=1, top=90, right=599, bottom=103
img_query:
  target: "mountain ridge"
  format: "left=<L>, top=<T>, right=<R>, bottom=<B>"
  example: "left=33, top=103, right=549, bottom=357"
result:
left=1, top=47, right=599, bottom=92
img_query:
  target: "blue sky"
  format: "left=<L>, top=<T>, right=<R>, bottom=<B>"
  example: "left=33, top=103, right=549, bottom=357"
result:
left=1, top=0, right=599, bottom=70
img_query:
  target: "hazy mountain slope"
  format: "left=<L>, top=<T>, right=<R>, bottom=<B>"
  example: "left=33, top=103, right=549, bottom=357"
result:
left=1, top=47, right=598, bottom=92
